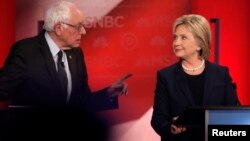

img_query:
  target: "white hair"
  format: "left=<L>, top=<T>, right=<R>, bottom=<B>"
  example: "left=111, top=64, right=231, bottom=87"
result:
left=43, top=1, right=75, bottom=31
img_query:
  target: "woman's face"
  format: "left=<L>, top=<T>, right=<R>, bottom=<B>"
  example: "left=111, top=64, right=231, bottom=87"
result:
left=173, top=25, right=200, bottom=60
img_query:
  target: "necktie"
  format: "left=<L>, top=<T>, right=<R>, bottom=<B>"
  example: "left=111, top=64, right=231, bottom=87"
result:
left=57, top=51, right=68, bottom=99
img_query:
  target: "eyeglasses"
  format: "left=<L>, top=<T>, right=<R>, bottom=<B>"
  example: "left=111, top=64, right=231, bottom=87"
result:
left=61, top=22, right=85, bottom=32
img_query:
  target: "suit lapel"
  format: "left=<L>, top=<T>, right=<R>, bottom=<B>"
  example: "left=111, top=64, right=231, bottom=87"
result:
left=65, top=49, right=77, bottom=93
left=203, top=61, right=212, bottom=105
left=37, top=31, right=61, bottom=89
left=175, top=62, right=195, bottom=105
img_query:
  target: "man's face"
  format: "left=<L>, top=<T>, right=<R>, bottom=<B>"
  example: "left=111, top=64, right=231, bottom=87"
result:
left=60, top=8, right=86, bottom=48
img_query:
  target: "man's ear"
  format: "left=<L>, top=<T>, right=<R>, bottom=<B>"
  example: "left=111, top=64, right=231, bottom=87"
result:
left=54, top=23, right=63, bottom=35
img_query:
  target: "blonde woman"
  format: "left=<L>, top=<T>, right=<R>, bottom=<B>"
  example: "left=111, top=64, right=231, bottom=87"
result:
left=151, top=14, right=239, bottom=141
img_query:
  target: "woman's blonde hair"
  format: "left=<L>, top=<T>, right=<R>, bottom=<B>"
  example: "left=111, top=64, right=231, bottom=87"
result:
left=173, top=14, right=212, bottom=60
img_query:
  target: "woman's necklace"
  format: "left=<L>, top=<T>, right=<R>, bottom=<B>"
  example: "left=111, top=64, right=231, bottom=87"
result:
left=182, top=59, right=205, bottom=72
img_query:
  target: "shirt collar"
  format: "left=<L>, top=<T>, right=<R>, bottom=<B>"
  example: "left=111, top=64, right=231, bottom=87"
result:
left=44, top=32, right=60, bottom=58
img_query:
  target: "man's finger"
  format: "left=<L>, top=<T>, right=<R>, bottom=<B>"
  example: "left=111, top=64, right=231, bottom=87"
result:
left=117, top=73, right=133, bottom=83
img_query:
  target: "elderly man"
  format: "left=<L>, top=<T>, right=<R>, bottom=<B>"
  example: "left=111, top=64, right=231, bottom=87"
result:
left=0, top=0, right=132, bottom=111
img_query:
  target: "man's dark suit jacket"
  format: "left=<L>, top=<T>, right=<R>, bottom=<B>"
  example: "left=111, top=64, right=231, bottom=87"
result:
left=0, top=31, right=118, bottom=111
left=151, top=60, right=239, bottom=141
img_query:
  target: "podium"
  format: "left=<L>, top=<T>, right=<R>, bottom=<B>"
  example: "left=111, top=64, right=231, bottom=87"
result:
left=205, top=106, right=250, bottom=141
left=173, top=106, right=250, bottom=141
left=0, top=106, right=110, bottom=141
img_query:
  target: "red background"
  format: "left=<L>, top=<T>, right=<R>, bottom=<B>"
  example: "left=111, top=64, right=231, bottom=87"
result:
left=0, top=0, right=249, bottom=140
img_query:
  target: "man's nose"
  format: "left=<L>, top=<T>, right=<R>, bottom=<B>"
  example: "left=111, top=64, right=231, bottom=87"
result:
left=79, top=25, right=86, bottom=35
